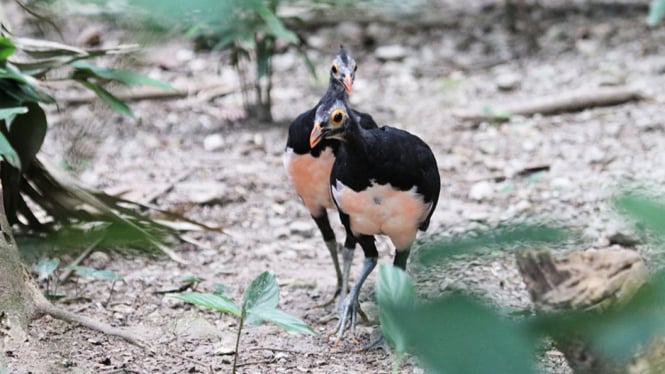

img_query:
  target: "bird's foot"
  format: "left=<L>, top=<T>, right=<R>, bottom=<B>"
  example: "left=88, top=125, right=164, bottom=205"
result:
left=327, top=293, right=360, bottom=346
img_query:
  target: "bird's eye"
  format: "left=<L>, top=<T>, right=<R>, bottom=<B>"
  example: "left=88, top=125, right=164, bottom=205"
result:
left=331, top=64, right=338, bottom=75
left=331, top=110, right=345, bottom=126
left=353, top=64, right=358, bottom=73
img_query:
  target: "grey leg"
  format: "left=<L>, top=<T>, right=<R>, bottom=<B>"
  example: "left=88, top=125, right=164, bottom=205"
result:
left=340, top=245, right=355, bottom=304
left=325, top=239, right=343, bottom=292
left=334, top=257, right=377, bottom=341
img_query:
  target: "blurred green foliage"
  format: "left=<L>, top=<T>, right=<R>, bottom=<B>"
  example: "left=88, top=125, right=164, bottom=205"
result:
left=379, top=191, right=665, bottom=373
left=648, top=0, right=665, bottom=26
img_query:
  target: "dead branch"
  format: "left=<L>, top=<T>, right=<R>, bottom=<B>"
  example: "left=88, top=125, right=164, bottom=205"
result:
left=58, top=83, right=235, bottom=106
left=453, top=86, right=645, bottom=123
left=59, top=236, right=104, bottom=283
left=141, top=170, right=192, bottom=205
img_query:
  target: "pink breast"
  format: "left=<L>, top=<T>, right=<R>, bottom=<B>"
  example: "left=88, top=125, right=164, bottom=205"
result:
left=332, top=181, right=431, bottom=251
left=284, top=147, right=336, bottom=216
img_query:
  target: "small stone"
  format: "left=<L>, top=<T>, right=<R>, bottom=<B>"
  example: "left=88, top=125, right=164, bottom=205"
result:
left=204, top=134, right=225, bottom=151
left=88, top=251, right=111, bottom=269
left=608, top=232, right=641, bottom=247
left=584, top=145, right=605, bottom=163
left=289, top=221, right=313, bottom=238
left=513, top=199, right=531, bottom=213
left=550, top=177, right=573, bottom=190
left=77, top=27, right=102, bottom=47
left=468, top=181, right=493, bottom=201
left=375, top=44, right=408, bottom=61
left=495, top=72, right=521, bottom=91
left=176, top=181, right=227, bottom=204
left=359, top=300, right=379, bottom=324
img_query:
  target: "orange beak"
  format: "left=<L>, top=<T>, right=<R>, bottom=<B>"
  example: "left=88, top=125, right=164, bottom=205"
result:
left=309, top=122, right=324, bottom=148
left=343, top=75, right=353, bottom=95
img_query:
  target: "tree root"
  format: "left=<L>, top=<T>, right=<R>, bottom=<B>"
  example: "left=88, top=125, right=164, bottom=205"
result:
left=26, top=279, right=147, bottom=349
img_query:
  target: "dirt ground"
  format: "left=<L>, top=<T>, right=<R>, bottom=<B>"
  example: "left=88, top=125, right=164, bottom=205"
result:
left=4, top=1, right=665, bottom=373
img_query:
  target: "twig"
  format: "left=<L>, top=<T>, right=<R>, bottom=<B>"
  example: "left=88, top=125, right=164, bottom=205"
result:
left=234, top=358, right=277, bottom=368
left=171, top=353, right=214, bottom=374
left=59, top=236, right=105, bottom=283
left=452, top=86, right=645, bottom=122
left=141, top=169, right=192, bottom=205
left=179, top=234, right=216, bottom=252
left=247, top=347, right=312, bottom=355
left=468, top=164, right=550, bottom=183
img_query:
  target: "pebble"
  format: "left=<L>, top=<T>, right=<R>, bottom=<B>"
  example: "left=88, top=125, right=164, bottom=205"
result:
left=289, top=221, right=313, bottom=238
left=204, top=134, right=225, bottom=151
left=88, top=251, right=111, bottom=269
left=375, top=44, right=408, bottom=61
left=468, top=181, right=494, bottom=201
left=550, top=177, right=573, bottom=190
left=495, top=72, right=521, bottom=91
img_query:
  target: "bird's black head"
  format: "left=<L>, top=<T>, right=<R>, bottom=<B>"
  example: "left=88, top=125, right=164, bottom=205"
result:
left=309, top=94, right=351, bottom=148
left=330, top=45, right=357, bottom=96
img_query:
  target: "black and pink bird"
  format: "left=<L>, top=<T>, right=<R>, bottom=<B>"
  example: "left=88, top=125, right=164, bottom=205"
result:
left=283, top=47, right=377, bottom=304
left=309, top=93, right=440, bottom=343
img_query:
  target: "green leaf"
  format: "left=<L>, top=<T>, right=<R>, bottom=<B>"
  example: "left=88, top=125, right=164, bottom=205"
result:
left=66, top=265, right=121, bottom=281
left=0, top=106, right=28, bottom=122
left=6, top=102, right=48, bottom=171
left=180, top=274, right=203, bottom=285
left=0, top=37, right=16, bottom=60
left=384, top=296, right=533, bottom=374
left=376, top=265, right=416, bottom=352
left=79, top=80, right=135, bottom=118
left=0, top=132, right=21, bottom=169
left=614, top=192, right=665, bottom=239
left=36, top=257, right=60, bottom=281
left=413, top=223, right=569, bottom=266
left=648, top=0, right=665, bottom=27
left=71, top=61, right=172, bottom=90
left=248, top=306, right=317, bottom=335
left=242, top=271, right=279, bottom=319
left=250, top=0, right=298, bottom=44
left=176, top=292, right=241, bottom=317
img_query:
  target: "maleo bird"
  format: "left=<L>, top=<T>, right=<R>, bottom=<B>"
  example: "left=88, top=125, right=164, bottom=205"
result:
left=283, top=47, right=377, bottom=304
left=309, top=92, right=440, bottom=343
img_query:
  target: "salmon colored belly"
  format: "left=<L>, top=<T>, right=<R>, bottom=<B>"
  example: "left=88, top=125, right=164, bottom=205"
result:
left=332, top=180, right=430, bottom=251
left=284, top=147, right=335, bottom=216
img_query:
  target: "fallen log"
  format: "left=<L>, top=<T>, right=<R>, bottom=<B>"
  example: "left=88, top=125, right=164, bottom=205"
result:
left=453, top=86, right=645, bottom=123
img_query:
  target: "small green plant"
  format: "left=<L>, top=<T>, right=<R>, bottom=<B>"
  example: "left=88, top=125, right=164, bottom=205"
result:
left=36, top=257, right=61, bottom=298
left=66, top=265, right=122, bottom=305
left=177, top=271, right=316, bottom=374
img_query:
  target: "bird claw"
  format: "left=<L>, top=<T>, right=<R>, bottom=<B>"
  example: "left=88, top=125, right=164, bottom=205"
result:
left=330, top=293, right=360, bottom=344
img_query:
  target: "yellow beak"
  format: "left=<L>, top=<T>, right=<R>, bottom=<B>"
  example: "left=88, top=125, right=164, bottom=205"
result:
left=309, top=122, right=324, bottom=148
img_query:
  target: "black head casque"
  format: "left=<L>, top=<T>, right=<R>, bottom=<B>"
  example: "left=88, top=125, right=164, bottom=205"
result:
left=330, top=45, right=357, bottom=96
left=309, top=96, right=350, bottom=148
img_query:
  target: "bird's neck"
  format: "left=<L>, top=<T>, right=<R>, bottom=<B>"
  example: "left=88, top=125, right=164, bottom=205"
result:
left=325, top=79, right=348, bottom=99
left=343, top=119, right=370, bottom=157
